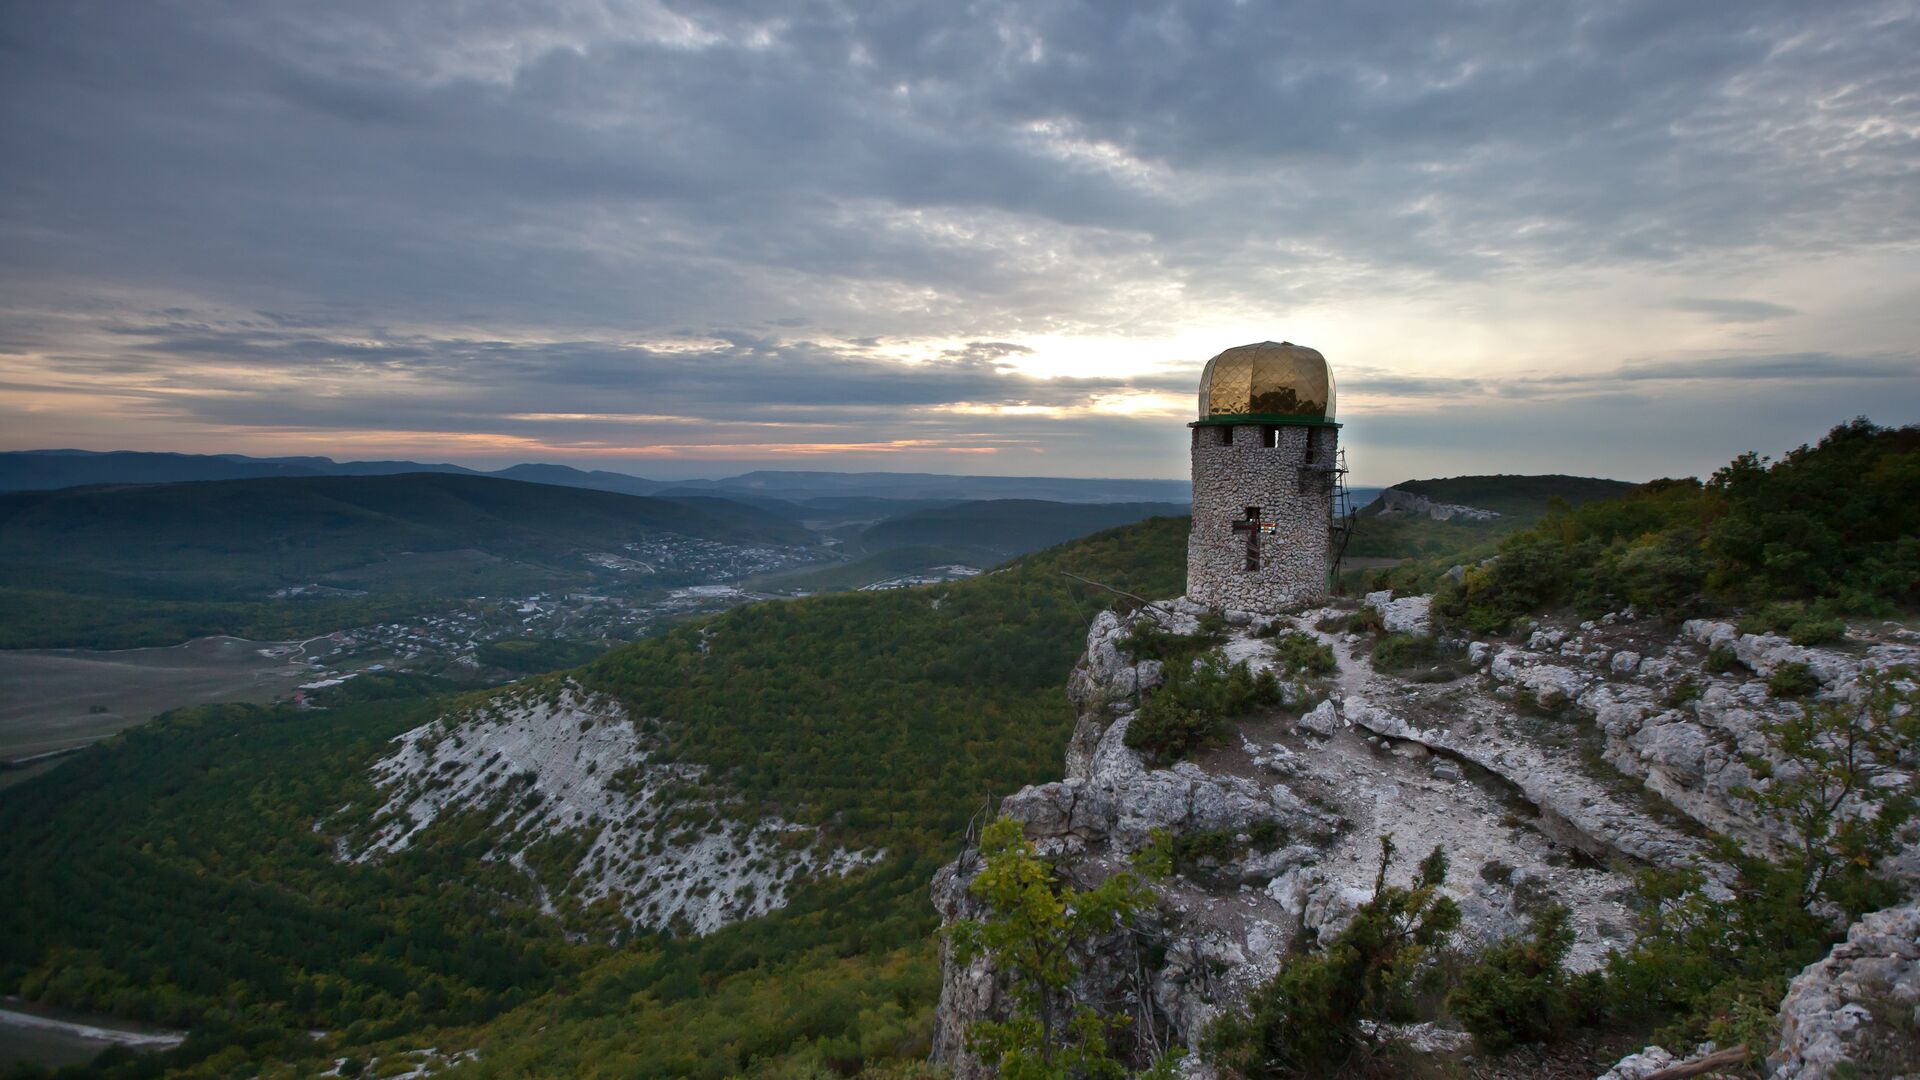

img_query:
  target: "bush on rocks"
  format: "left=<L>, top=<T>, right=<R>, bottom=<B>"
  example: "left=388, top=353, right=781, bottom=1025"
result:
left=1765, top=661, right=1818, bottom=700
left=1448, top=905, right=1594, bottom=1053
left=1370, top=634, right=1470, bottom=683
left=1206, top=838, right=1461, bottom=1077
left=1125, top=653, right=1282, bottom=764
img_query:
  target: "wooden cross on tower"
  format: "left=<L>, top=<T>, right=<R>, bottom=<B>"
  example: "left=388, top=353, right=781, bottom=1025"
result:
left=1230, top=506, right=1263, bottom=571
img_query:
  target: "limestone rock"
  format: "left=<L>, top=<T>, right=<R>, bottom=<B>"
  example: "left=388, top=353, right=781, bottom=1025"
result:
left=1373, top=487, right=1499, bottom=522
left=1595, top=1046, right=1678, bottom=1079
left=1297, top=697, right=1342, bottom=735
left=1771, top=900, right=1920, bottom=1079
left=1365, top=590, right=1433, bottom=636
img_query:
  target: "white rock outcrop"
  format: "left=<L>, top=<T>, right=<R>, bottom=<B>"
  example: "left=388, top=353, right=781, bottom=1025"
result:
left=1372, top=487, right=1500, bottom=522
left=1365, top=590, right=1433, bottom=636
left=1771, top=900, right=1920, bottom=1079
left=340, top=683, right=878, bottom=936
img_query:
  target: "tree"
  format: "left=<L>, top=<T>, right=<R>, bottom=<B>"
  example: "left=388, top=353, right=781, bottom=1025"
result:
left=1739, top=665, right=1919, bottom=914
left=946, top=817, right=1175, bottom=1079
left=1447, top=905, right=1584, bottom=1052
left=1205, top=837, right=1461, bottom=1077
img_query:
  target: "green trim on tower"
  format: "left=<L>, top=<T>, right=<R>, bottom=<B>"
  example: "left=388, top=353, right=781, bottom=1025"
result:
left=1189, top=414, right=1341, bottom=429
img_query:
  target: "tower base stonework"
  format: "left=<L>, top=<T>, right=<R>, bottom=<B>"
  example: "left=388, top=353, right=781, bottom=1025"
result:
left=1186, top=422, right=1337, bottom=612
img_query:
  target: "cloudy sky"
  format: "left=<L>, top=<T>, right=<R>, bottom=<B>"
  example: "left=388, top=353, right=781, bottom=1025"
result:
left=2, top=0, right=1916, bottom=484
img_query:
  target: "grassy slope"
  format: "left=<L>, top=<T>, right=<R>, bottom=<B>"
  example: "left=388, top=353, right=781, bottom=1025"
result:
left=0, top=516, right=1189, bottom=1078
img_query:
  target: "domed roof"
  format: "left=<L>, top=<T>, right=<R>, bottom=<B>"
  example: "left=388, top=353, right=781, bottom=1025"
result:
left=1196, top=340, right=1336, bottom=425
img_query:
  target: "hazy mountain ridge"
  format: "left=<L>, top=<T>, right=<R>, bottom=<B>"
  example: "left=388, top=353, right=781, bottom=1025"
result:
left=853, top=499, right=1191, bottom=560
left=0, top=449, right=1192, bottom=504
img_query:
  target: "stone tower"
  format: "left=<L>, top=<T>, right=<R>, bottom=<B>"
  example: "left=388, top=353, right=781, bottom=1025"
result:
left=1186, top=341, right=1340, bottom=612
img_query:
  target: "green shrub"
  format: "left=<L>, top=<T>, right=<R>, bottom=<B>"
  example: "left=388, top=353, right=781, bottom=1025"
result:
left=1703, top=645, right=1748, bottom=676
left=1370, top=633, right=1470, bottom=682
left=1136, top=821, right=1292, bottom=883
left=1663, top=676, right=1703, bottom=708
left=1205, top=838, right=1461, bottom=1077
left=1125, top=653, right=1283, bottom=764
left=1124, top=700, right=1220, bottom=766
left=1738, top=603, right=1850, bottom=646
left=947, top=817, right=1175, bottom=1076
left=1766, top=662, right=1819, bottom=700
left=1119, top=615, right=1227, bottom=666
left=1267, top=631, right=1337, bottom=677
left=1448, top=905, right=1590, bottom=1053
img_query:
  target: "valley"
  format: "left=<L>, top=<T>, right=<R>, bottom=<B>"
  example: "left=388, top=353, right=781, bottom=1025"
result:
left=1, top=427, right=1914, bottom=1080
left=0, top=637, right=313, bottom=784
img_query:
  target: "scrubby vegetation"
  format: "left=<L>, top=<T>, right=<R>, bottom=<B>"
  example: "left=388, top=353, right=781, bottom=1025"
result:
left=1262, top=629, right=1337, bottom=678
left=947, top=817, right=1178, bottom=1078
left=1378, top=420, right=1920, bottom=634
left=1206, top=838, right=1462, bottom=1077
left=1447, top=905, right=1590, bottom=1053
left=1368, top=633, right=1471, bottom=683
left=1124, top=654, right=1283, bottom=764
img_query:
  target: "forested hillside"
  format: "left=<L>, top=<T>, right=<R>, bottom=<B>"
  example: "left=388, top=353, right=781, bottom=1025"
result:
left=1364, top=419, right=1920, bottom=632
left=0, top=515, right=1188, bottom=1078
left=852, top=499, right=1189, bottom=561
left=0, top=473, right=801, bottom=578
left=1343, top=474, right=1631, bottom=561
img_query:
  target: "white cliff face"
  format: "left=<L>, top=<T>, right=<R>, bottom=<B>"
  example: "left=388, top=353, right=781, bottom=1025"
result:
left=339, top=682, right=879, bottom=936
left=932, top=600, right=1920, bottom=1077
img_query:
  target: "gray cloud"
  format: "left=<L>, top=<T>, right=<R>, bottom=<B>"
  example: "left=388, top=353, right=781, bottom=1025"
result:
left=0, top=0, right=1916, bottom=476
left=1670, top=298, right=1799, bottom=323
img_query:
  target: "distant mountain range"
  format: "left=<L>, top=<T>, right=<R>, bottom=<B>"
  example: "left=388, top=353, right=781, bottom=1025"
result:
left=0, top=449, right=1190, bottom=504
left=0, top=472, right=807, bottom=589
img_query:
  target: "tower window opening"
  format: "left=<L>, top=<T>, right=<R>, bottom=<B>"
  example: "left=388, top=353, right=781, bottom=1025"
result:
left=1263, top=426, right=1280, bottom=448
left=1231, top=506, right=1263, bottom=571
left=1217, top=426, right=1232, bottom=446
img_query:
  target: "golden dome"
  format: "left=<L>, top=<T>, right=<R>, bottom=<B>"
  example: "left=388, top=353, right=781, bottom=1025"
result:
left=1196, top=340, right=1336, bottom=424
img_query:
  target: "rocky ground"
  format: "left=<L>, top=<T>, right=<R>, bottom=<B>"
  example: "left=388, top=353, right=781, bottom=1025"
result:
left=334, top=681, right=879, bottom=936
left=932, top=595, right=1920, bottom=1079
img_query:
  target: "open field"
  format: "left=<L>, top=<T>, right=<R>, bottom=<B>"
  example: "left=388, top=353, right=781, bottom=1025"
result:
left=0, top=636, right=313, bottom=763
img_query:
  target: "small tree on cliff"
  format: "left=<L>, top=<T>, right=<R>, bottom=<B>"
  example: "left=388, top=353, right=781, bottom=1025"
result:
left=946, top=816, right=1178, bottom=1079
left=1738, top=664, right=1919, bottom=915
left=1205, top=837, right=1461, bottom=1078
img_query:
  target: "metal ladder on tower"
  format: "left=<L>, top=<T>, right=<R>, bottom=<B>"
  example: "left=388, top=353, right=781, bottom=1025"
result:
left=1329, top=448, right=1358, bottom=584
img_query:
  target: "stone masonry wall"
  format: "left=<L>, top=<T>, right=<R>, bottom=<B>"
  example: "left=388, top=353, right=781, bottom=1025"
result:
left=1186, top=423, right=1336, bottom=612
